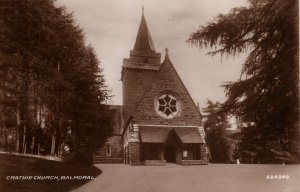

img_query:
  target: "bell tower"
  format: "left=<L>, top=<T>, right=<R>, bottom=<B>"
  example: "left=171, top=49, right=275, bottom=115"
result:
left=121, top=9, right=161, bottom=122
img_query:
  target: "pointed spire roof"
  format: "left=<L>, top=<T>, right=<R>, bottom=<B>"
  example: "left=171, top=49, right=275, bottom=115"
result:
left=133, top=11, right=156, bottom=54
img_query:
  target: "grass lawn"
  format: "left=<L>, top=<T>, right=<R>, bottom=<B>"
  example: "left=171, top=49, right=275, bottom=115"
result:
left=0, top=153, right=101, bottom=192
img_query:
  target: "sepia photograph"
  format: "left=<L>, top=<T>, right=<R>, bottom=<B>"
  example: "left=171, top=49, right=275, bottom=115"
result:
left=0, top=0, right=299, bottom=191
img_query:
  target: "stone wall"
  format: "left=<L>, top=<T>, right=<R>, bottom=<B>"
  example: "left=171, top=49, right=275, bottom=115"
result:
left=122, top=68, right=157, bottom=123
left=93, top=135, right=123, bottom=164
left=182, top=144, right=194, bottom=160
left=129, top=142, right=141, bottom=165
left=129, top=51, right=161, bottom=65
left=200, top=144, right=208, bottom=164
left=133, top=58, right=202, bottom=126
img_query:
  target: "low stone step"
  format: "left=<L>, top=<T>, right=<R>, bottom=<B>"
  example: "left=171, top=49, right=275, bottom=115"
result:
left=181, top=160, right=208, bottom=165
left=144, top=160, right=166, bottom=166
left=93, top=157, right=123, bottom=164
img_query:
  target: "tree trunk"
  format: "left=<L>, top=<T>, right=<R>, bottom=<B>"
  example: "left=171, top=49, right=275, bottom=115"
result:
left=51, top=134, right=56, bottom=156
left=50, top=109, right=56, bottom=156
left=22, top=124, right=27, bottom=154
left=16, top=107, right=21, bottom=152
left=2, top=79, right=7, bottom=151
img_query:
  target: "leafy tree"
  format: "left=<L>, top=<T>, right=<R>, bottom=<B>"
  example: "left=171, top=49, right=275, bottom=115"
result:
left=203, top=100, right=231, bottom=163
left=188, top=0, right=299, bottom=163
left=0, top=0, right=112, bottom=163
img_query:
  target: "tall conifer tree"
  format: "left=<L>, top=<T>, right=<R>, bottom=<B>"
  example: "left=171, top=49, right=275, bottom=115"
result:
left=0, top=0, right=112, bottom=162
left=188, top=0, right=299, bottom=163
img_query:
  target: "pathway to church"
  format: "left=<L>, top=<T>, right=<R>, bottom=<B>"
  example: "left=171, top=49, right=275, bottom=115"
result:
left=72, top=164, right=299, bottom=192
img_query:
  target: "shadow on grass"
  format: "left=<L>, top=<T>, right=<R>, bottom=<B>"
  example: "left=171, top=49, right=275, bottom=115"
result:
left=0, top=154, right=101, bottom=192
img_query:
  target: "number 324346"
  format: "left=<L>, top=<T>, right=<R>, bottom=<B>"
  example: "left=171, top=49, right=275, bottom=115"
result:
left=266, top=175, right=290, bottom=180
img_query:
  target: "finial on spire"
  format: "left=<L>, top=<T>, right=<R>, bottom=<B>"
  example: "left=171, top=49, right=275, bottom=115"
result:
left=165, top=48, right=169, bottom=57
left=142, top=5, right=144, bottom=15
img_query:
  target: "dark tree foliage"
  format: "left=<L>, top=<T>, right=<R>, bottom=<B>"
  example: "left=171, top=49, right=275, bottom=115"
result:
left=203, top=100, right=231, bottom=163
left=188, top=0, right=299, bottom=163
left=0, top=0, right=112, bottom=163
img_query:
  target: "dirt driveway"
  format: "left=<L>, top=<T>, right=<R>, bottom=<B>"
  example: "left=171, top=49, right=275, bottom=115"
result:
left=72, top=164, right=299, bottom=192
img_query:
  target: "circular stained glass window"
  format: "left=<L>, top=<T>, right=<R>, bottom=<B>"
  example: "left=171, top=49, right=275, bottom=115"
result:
left=155, top=94, right=180, bottom=119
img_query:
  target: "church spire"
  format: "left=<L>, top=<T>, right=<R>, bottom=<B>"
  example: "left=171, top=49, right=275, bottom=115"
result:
left=133, top=7, right=156, bottom=54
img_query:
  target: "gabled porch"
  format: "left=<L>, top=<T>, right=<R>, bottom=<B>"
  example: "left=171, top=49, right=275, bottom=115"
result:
left=139, top=126, right=207, bottom=165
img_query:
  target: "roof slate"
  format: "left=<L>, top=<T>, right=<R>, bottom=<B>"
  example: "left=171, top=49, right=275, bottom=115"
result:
left=133, top=14, right=156, bottom=54
left=173, top=127, right=204, bottom=143
left=139, top=126, right=204, bottom=144
left=139, top=126, right=172, bottom=143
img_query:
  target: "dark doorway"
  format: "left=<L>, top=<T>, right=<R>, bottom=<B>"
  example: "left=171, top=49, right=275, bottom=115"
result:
left=165, top=145, right=176, bottom=163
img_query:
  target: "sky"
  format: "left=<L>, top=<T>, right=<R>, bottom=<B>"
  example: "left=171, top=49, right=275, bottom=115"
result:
left=56, top=0, right=248, bottom=112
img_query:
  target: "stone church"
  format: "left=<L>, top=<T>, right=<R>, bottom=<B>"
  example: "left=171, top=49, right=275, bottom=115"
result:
left=93, top=11, right=208, bottom=165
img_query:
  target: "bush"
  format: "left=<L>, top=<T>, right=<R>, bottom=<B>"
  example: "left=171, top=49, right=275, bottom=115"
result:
left=68, top=138, right=92, bottom=165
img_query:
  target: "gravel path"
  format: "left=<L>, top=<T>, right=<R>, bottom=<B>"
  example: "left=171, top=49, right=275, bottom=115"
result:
left=72, top=164, right=300, bottom=192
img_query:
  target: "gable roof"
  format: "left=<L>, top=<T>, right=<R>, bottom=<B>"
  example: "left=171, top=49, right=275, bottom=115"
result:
left=173, top=127, right=204, bottom=143
left=162, top=56, right=202, bottom=118
left=139, top=126, right=204, bottom=143
left=132, top=54, right=202, bottom=125
left=139, top=126, right=172, bottom=143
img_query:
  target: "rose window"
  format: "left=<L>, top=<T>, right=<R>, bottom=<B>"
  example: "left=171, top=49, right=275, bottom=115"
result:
left=156, top=94, right=179, bottom=119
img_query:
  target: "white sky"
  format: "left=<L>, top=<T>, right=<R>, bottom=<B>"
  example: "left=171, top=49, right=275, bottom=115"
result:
left=56, top=0, right=248, bottom=111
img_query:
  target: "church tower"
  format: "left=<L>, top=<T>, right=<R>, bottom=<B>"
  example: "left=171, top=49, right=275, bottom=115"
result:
left=121, top=10, right=161, bottom=123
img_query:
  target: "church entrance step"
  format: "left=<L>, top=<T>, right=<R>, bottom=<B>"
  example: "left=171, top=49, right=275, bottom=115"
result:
left=144, top=160, right=166, bottom=166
